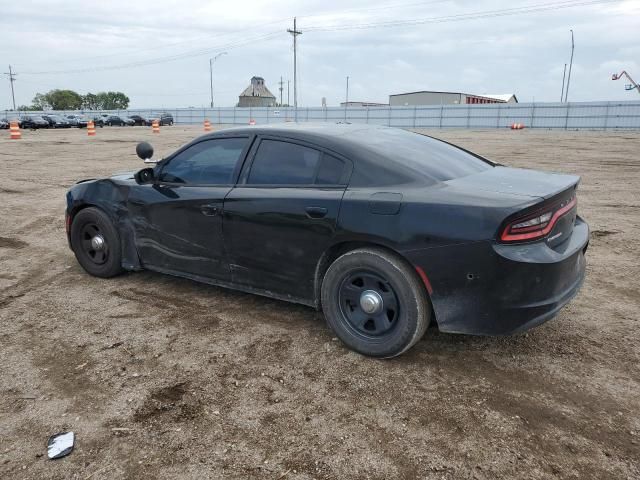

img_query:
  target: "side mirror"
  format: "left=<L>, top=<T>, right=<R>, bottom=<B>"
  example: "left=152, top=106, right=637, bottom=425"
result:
left=136, top=142, right=155, bottom=163
left=134, top=167, right=155, bottom=184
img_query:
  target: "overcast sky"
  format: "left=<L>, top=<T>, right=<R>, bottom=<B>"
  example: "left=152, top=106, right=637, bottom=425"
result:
left=1, top=0, right=638, bottom=109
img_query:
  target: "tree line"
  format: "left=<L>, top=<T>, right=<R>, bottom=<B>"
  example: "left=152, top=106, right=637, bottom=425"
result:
left=19, top=89, right=130, bottom=111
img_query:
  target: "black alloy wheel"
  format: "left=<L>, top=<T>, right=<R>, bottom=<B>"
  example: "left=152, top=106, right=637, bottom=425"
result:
left=338, top=270, right=399, bottom=337
left=79, top=222, right=109, bottom=265
left=322, top=248, right=431, bottom=358
left=70, top=207, right=123, bottom=278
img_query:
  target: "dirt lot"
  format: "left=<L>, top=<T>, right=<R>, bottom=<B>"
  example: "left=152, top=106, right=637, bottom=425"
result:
left=0, top=125, right=639, bottom=480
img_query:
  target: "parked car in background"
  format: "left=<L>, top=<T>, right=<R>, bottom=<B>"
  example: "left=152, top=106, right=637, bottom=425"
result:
left=20, top=115, right=50, bottom=129
left=127, top=115, right=150, bottom=126
left=42, top=114, right=71, bottom=128
left=150, top=113, right=174, bottom=126
left=92, top=116, right=106, bottom=127
left=66, top=114, right=89, bottom=128
left=124, top=117, right=135, bottom=126
left=104, top=115, right=128, bottom=126
left=0, top=118, right=9, bottom=129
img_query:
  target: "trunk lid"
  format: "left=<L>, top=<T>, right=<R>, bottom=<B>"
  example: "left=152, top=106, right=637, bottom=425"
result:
left=448, top=166, right=580, bottom=200
left=443, top=166, right=580, bottom=247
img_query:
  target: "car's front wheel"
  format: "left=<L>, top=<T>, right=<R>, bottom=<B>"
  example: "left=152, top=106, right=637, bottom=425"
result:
left=321, top=248, right=430, bottom=358
left=70, top=207, right=123, bottom=278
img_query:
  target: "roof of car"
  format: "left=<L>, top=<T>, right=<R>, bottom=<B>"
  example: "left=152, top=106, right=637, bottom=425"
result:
left=197, top=123, right=492, bottom=187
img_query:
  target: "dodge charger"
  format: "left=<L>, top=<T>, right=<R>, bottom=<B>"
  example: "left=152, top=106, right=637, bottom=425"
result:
left=65, top=124, right=589, bottom=357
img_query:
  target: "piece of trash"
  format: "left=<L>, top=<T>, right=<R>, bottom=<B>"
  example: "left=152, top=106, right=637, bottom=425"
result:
left=75, top=363, right=88, bottom=370
left=47, top=432, right=74, bottom=459
left=111, top=427, right=133, bottom=432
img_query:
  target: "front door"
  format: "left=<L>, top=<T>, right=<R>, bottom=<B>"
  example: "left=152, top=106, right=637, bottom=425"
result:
left=223, top=137, right=351, bottom=301
left=128, top=136, right=250, bottom=281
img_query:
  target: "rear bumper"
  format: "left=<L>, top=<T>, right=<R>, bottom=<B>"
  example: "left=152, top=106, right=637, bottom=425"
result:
left=404, top=216, right=589, bottom=335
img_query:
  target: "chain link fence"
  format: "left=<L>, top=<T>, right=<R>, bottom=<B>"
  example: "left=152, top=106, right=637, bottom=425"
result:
left=3, top=100, right=640, bottom=129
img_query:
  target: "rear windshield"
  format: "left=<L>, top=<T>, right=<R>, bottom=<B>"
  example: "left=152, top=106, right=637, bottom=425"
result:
left=352, top=128, right=492, bottom=182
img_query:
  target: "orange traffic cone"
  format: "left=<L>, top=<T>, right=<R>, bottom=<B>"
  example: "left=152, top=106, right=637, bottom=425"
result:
left=9, top=121, right=21, bottom=139
left=87, top=120, right=96, bottom=136
left=152, top=119, right=160, bottom=134
left=248, top=119, right=256, bottom=126
left=204, top=119, right=212, bottom=132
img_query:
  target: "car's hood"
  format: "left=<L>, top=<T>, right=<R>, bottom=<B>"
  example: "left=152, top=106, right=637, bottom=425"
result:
left=446, top=166, right=580, bottom=200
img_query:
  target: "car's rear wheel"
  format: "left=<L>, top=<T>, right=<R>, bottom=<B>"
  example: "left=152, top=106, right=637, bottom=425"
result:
left=321, top=247, right=430, bottom=358
left=70, top=207, right=123, bottom=278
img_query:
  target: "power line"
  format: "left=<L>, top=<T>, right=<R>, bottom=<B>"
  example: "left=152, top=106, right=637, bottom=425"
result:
left=20, top=31, right=283, bottom=75
left=14, top=17, right=293, bottom=69
left=14, top=0, right=617, bottom=78
left=297, top=0, right=452, bottom=20
left=304, top=0, right=619, bottom=31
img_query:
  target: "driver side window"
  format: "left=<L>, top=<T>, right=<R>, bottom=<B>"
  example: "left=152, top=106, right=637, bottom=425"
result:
left=159, top=138, right=248, bottom=185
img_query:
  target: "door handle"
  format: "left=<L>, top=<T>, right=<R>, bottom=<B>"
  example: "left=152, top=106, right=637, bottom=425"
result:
left=305, top=206, right=328, bottom=219
left=200, top=204, right=220, bottom=216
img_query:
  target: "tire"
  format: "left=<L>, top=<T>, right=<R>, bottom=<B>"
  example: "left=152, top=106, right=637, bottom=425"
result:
left=321, top=247, right=430, bottom=358
left=70, top=207, right=124, bottom=278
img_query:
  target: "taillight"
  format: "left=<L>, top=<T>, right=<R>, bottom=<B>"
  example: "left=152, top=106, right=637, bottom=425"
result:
left=65, top=212, right=72, bottom=235
left=500, top=195, right=577, bottom=243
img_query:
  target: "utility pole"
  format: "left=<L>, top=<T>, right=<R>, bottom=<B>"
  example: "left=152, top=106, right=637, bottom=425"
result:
left=564, top=30, right=574, bottom=102
left=287, top=17, right=302, bottom=118
left=279, top=76, right=284, bottom=106
left=560, top=63, right=567, bottom=102
left=4, top=65, right=17, bottom=110
left=287, top=80, right=290, bottom=107
left=209, top=52, right=227, bottom=108
left=345, top=76, right=349, bottom=106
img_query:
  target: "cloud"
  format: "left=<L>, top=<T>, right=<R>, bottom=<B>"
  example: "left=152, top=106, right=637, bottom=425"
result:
left=1, top=0, right=638, bottom=109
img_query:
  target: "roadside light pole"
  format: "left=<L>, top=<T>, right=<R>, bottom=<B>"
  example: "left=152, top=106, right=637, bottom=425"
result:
left=209, top=52, right=227, bottom=108
left=346, top=76, right=349, bottom=106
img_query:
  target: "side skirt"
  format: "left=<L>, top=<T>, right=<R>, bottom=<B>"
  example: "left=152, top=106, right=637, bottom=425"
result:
left=142, top=264, right=317, bottom=309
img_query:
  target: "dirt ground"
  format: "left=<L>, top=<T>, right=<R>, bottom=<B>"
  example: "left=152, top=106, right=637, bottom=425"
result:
left=0, top=125, right=639, bottom=480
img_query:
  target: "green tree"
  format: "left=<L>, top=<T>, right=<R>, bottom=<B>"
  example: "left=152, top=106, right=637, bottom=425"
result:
left=82, top=93, right=99, bottom=110
left=45, top=89, right=84, bottom=110
left=31, top=93, right=50, bottom=110
left=31, top=89, right=83, bottom=110
left=95, top=91, right=130, bottom=110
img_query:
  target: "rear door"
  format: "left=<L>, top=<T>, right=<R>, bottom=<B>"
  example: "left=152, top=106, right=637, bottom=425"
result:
left=223, top=137, right=351, bottom=301
left=128, top=136, right=251, bottom=281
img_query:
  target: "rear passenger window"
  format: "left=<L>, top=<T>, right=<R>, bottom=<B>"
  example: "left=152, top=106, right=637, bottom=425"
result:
left=316, top=154, right=345, bottom=185
left=248, top=140, right=320, bottom=185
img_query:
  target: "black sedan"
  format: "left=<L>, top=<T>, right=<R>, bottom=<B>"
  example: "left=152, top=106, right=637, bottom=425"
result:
left=103, top=115, right=128, bottom=126
left=128, top=115, right=150, bottom=126
left=20, top=115, right=50, bottom=129
left=42, top=114, right=71, bottom=128
left=65, top=124, right=588, bottom=357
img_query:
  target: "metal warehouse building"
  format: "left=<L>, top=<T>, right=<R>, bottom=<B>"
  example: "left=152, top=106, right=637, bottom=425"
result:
left=389, top=91, right=518, bottom=106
